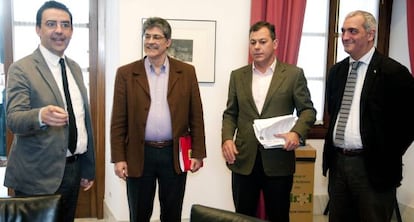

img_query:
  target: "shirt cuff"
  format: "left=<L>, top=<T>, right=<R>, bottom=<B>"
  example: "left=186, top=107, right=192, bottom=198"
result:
left=39, top=107, right=47, bottom=128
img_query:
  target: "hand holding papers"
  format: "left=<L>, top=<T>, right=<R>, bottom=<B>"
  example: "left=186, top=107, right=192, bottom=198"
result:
left=253, top=114, right=297, bottom=149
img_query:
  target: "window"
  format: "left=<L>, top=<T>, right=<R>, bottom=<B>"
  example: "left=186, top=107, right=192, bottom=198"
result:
left=297, top=0, right=385, bottom=138
left=298, top=0, right=329, bottom=123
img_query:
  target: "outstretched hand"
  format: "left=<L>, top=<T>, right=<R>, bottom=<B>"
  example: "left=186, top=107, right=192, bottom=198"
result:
left=40, top=105, right=69, bottom=126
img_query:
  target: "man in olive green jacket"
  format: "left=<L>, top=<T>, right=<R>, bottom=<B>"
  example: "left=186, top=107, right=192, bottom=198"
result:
left=222, top=21, right=316, bottom=222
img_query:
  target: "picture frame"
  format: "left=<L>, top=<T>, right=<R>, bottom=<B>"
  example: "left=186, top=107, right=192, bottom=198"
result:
left=142, top=18, right=217, bottom=83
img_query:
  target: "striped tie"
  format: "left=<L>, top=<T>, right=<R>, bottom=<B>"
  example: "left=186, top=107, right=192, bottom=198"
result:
left=335, top=61, right=361, bottom=145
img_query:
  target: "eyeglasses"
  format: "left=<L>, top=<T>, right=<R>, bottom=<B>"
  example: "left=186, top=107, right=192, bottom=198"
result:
left=144, top=34, right=165, bottom=41
left=44, top=20, right=72, bottom=30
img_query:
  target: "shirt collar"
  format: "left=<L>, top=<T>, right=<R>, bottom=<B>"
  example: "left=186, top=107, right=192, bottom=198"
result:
left=144, top=56, right=169, bottom=75
left=252, top=57, right=277, bottom=73
left=349, top=47, right=375, bottom=65
left=39, top=44, right=64, bottom=66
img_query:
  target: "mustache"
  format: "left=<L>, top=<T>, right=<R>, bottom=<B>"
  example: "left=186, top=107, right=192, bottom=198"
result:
left=51, top=36, right=67, bottom=41
left=145, top=44, right=159, bottom=50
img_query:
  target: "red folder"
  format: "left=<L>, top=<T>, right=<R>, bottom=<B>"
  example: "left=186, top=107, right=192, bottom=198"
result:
left=179, top=135, right=192, bottom=172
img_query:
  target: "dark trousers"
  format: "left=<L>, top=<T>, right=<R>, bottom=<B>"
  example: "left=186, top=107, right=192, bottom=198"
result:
left=126, top=144, right=187, bottom=222
left=15, top=159, right=81, bottom=222
left=232, top=151, right=293, bottom=222
left=328, top=152, right=395, bottom=222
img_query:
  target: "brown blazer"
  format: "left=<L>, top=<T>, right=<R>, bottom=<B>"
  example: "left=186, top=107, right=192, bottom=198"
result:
left=110, top=56, right=206, bottom=176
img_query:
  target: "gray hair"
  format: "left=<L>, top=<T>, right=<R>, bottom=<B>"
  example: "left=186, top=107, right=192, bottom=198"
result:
left=345, top=10, right=377, bottom=34
left=142, top=17, right=172, bottom=40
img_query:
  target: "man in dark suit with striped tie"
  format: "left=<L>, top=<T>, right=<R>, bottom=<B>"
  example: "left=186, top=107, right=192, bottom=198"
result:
left=323, top=10, right=414, bottom=222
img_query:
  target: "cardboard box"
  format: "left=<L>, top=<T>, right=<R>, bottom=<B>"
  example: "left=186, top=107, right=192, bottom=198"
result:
left=290, top=145, right=316, bottom=222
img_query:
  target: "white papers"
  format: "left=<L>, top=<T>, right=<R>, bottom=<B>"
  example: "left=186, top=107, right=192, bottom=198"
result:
left=253, top=114, right=297, bottom=149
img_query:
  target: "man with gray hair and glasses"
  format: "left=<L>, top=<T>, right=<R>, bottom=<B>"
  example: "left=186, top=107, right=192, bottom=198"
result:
left=111, top=17, right=206, bottom=222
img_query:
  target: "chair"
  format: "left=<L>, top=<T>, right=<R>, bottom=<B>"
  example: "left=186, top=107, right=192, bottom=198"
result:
left=0, top=194, right=61, bottom=222
left=190, top=204, right=268, bottom=222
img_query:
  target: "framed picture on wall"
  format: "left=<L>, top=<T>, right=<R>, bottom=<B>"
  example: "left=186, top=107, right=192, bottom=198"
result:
left=142, top=18, right=217, bottom=83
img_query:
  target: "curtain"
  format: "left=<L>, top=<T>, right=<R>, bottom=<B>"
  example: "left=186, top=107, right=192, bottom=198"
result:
left=250, top=0, right=307, bottom=219
left=250, top=0, right=307, bottom=65
left=407, top=0, right=414, bottom=75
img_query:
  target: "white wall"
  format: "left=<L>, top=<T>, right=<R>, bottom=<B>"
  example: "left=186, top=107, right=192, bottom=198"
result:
left=104, top=0, right=414, bottom=221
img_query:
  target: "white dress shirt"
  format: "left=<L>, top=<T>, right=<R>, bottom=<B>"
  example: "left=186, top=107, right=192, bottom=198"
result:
left=144, top=57, right=173, bottom=141
left=252, top=59, right=276, bottom=114
left=39, top=45, right=88, bottom=155
left=333, top=47, right=375, bottom=149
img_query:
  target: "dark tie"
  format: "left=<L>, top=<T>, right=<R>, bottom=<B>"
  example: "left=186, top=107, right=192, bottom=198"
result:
left=335, top=61, right=361, bottom=145
left=59, top=58, right=78, bottom=154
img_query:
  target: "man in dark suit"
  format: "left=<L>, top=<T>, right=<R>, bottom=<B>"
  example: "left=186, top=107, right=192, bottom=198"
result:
left=323, top=10, right=414, bottom=222
left=110, top=17, right=206, bottom=222
left=221, top=21, right=316, bottom=222
left=4, top=1, right=95, bottom=222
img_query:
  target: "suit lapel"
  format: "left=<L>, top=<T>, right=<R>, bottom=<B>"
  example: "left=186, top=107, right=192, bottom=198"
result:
left=168, top=58, right=180, bottom=97
left=240, top=66, right=260, bottom=115
left=132, top=60, right=150, bottom=97
left=360, top=51, right=380, bottom=113
left=33, top=49, right=65, bottom=107
left=261, top=61, right=286, bottom=113
left=65, top=58, right=88, bottom=102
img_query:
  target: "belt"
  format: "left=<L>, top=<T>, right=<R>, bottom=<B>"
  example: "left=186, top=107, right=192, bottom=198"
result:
left=66, top=154, right=79, bottom=163
left=145, top=140, right=173, bottom=148
left=336, top=147, right=364, bottom=156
